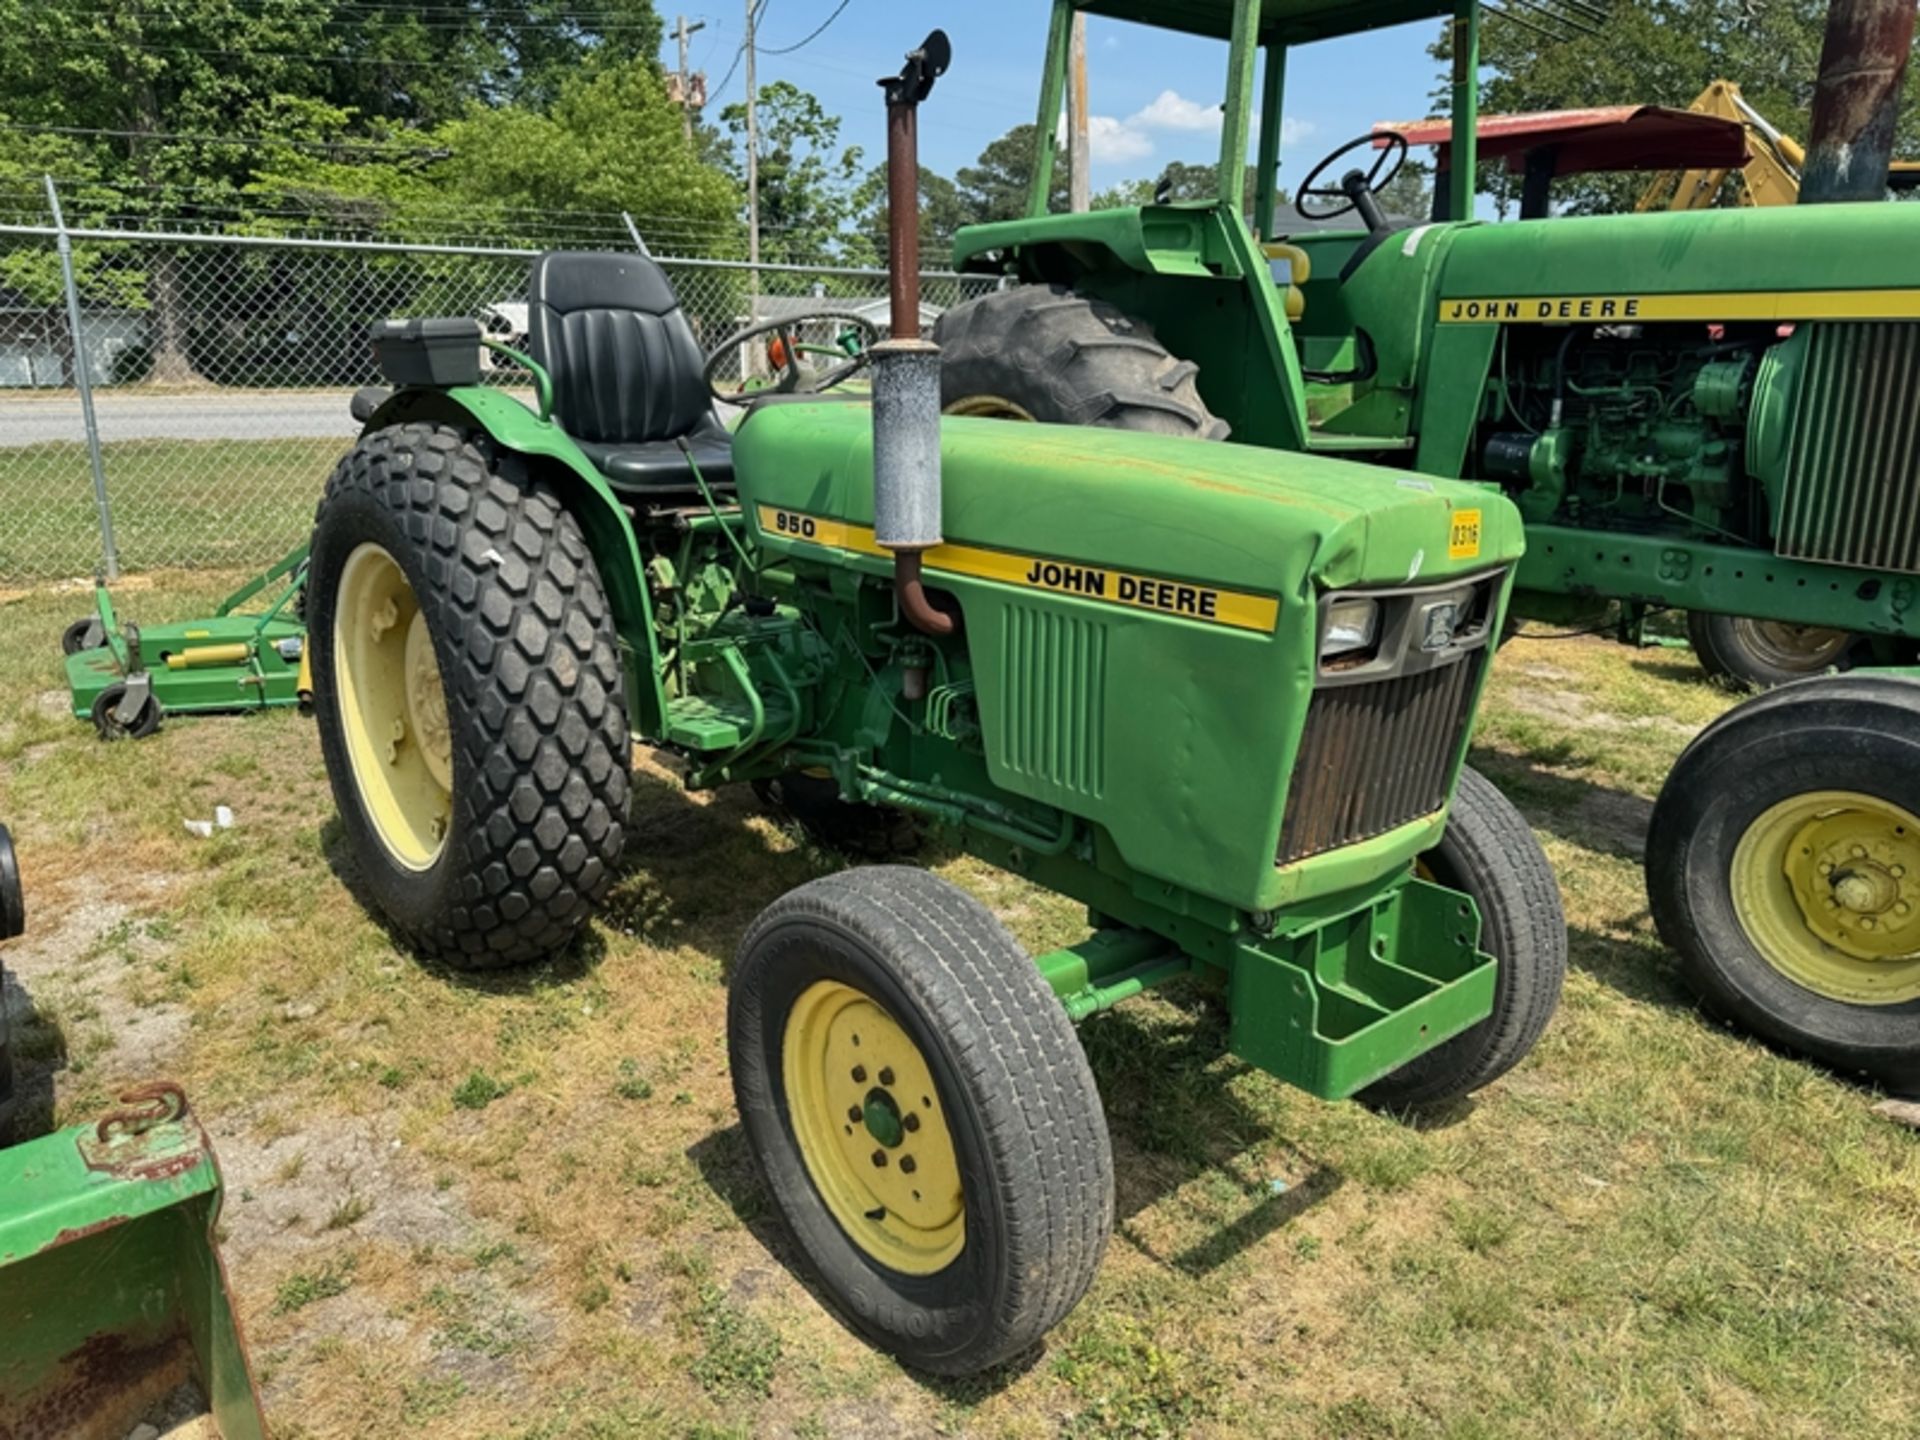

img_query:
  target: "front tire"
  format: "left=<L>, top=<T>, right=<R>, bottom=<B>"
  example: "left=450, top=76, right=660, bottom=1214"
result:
left=728, top=867, right=1113, bottom=1374
left=1361, top=767, right=1567, bottom=1109
left=310, top=422, right=630, bottom=969
left=1648, top=676, right=1920, bottom=1094
left=1687, top=611, right=1856, bottom=690
left=933, top=285, right=1228, bottom=438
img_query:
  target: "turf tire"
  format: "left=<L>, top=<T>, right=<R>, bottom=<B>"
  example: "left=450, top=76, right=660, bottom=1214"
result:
left=1361, top=766, right=1567, bottom=1109
left=1647, top=675, right=1920, bottom=1095
left=933, top=285, right=1229, bottom=438
left=310, top=422, right=630, bottom=969
left=729, top=866, right=1113, bottom=1374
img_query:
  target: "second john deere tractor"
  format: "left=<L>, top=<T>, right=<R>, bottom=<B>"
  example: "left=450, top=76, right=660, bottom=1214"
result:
left=933, top=0, right=1920, bottom=1094
left=308, top=34, right=1565, bottom=1373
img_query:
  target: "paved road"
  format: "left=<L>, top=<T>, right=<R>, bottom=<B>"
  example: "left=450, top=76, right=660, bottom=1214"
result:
left=0, top=390, right=365, bottom=446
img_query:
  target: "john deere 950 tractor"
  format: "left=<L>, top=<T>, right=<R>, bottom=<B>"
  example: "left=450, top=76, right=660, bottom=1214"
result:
left=309, top=34, right=1564, bottom=1372
left=932, top=0, right=1920, bottom=1094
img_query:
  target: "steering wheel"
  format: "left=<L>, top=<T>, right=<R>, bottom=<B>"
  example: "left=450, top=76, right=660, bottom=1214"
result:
left=1295, top=131, right=1408, bottom=228
left=704, top=312, right=879, bottom=405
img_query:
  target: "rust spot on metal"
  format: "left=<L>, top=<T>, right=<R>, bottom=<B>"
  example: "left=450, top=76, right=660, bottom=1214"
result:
left=1803, top=0, right=1918, bottom=202
left=47, top=1215, right=127, bottom=1250
left=0, top=1328, right=194, bottom=1440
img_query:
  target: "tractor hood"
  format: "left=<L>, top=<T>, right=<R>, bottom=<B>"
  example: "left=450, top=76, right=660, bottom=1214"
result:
left=1430, top=203, right=1920, bottom=324
left=734, top=402, right=1517, bottom=604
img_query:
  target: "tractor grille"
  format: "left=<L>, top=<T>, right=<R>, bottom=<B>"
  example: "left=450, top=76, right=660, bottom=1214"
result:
left=1277, top=650, right=1484, bottom=865
left=1774, top=322, right=1920, bottom=574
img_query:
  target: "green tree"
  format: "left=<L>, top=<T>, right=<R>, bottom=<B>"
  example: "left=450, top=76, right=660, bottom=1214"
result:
left=851, top=164, right=973, bottom=267
left=1440, top=0, right=1920, bottom=215
left=723, top=80, right=864, bottom=266
left=956, top=125, right=1068, bottom=222
left=1089, top=162, right=1270, bottom=215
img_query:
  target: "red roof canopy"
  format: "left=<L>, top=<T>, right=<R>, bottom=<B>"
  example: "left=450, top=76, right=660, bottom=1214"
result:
left=1376, top=106, right=1752, bottom=175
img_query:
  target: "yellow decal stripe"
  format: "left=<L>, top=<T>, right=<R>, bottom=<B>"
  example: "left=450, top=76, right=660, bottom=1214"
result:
left=1437, top=289, right=1920, bottom=325
left=755, top=505, right=1280, bottom=634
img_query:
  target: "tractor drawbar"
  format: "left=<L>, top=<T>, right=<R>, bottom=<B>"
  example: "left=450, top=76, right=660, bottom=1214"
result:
left=871, top=31, right=953, bottom=643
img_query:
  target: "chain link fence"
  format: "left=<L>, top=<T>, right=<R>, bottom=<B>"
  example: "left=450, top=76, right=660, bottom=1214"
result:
left=0, top=210, right=1000, bottom=583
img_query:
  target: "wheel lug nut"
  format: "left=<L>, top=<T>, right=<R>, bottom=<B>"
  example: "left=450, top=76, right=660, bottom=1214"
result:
left=848, top=1105, right=862, bottom=1123
left=851, top=1065, right=866, bottom=1083
left=871, top=1149, right=887, bottom=1168
left=1818, top=861, right=1833, bottom=876
left=903, top=1113, right=920, bottom=1133
left=878, top=1067, right=895, bottom=1086
left=899, top=1155, right=916, bottom=1175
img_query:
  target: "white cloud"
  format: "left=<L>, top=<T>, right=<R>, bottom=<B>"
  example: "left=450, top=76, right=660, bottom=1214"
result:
left=1128, top=90, right=1224, bottom=134
left=1057, top=93, right=1316, bottom=171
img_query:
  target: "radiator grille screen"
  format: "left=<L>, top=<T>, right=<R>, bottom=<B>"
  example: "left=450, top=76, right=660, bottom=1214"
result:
left=1278, top=650, right=1484, bottom=864
left=1774, top=322, right=1920, bottom=574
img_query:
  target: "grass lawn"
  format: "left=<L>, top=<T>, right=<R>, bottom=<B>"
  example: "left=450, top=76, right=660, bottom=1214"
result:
left=0, top=574, right=1915, bottom=1440
left=0, top=438, right=335, bottom=581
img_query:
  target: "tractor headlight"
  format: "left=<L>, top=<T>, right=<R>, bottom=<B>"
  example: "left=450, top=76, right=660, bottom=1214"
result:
left=1321, top=595, right=1380, bottom=659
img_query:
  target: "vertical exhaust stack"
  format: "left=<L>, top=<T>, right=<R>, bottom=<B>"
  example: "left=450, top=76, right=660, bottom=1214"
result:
left=873, top=31, right=954, bottom=639
left=1801, top=0, right=1917, bottom=203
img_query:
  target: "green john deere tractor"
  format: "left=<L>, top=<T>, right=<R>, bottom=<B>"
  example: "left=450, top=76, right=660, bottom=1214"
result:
left=308, top=33, right=1565, bottom=1373
left=930, top=0, right=1920, bottom=1095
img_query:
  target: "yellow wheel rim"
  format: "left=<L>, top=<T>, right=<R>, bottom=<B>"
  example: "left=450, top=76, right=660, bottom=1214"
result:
left=1731, top=790, right=1920, bottom=1006
left=943, top=394, right=1036, bottom=422
left=333, top=543, right=454, bottom=871
left=782, top=980, right=964, bottom=1275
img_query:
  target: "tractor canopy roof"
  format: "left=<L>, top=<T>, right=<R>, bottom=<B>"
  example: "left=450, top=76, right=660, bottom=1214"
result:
left=1378, top=105, right=1752, bottom=177
left=1073, top=0, right=1458, bottom=46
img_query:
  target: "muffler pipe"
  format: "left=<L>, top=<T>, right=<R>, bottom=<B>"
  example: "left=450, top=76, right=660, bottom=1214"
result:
left=872, top=31, right=954, bottom=639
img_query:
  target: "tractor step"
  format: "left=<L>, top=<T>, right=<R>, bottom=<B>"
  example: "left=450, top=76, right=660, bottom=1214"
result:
left=1306, top=430, right=1417, bottom=453
left=664, top=693, right=793, bottom=752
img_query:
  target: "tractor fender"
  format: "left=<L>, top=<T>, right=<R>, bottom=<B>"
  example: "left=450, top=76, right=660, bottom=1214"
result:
left=356, top=385, right=667, bottom=735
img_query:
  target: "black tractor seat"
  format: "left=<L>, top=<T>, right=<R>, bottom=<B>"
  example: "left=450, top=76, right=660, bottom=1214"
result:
left=527, top=251, right=734, bottom=501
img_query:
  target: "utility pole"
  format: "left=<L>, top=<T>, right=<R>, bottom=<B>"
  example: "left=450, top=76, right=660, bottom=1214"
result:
left=1068, top=12, right=1090, bottom=211
left=672, top=14, right=707, bottom=142
left=745, top=0, right=760, bottom=299
left=1801, top=0, right=1916, bottom=203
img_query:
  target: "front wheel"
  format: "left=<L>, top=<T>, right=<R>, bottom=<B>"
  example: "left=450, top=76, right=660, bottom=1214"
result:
left=1361, top=766, right=1567, bottom=1109
left=728, top=867, right=1113, bottom=1374
left=1687, top=611, right=1856, bottom=690
left=1648, top=676, right=1920, bottom=1094
left=310, top=423, right=630, bottom=969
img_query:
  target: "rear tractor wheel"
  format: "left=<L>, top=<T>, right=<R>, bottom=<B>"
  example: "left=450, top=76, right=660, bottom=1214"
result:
left=1648, top=676, right=1920, bottom=1095
left=933, top=285, right=1228, bottom=438
left=310, top=422, right=631, bottom=969
left=1362, top=766, right=1567, bottom=1109
left=728, top=867, right=1113, bottom=1374
left=1687, top=611, right=1856, bottom=691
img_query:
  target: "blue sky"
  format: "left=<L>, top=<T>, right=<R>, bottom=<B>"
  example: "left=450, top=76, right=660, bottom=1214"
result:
left=661, top=3, right=1454, bottom=190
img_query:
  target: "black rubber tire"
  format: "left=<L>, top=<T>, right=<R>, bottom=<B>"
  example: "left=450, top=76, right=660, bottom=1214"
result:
left=729, top=867, right=1113, bottom=1375
left=0, top=962, right=15, bottom=1149
left=90, top=682, right=162, bottom=741
left=1647, top=675, right=1920, bottom=1095
left=752, top=772, right=920, bottom=859
left=310, top=422, right=630, bottom=970
left=1361, top=766, right=1568, bottom=1109
left=932, top=285, right=1230, bottom=439
left=1686, top=611, right=1857, bottom=691
left=61, top=617, right=104, bottom=656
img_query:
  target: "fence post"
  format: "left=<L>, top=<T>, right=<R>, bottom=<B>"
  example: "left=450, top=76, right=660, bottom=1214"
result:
left=43, top=175, right=120, bottom=581
left=621, top=212, right=652, bottom=257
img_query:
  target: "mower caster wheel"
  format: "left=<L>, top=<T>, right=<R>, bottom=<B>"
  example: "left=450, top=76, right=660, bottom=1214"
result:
left=753, top=772, right=920, bottom=858
left=1361, top=766, right=1566, bottom=1110
left=90, top=683, right=162, bottom=741
left=1648, top=675, right=1920, bottom=1095
left=730, top=867, right=1113, bottom=1375
left=60, top=617, right=105, bottom=656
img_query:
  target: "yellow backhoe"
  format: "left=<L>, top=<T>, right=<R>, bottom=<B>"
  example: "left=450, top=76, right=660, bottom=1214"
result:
left=1638, top=78, right=1920, bottom=209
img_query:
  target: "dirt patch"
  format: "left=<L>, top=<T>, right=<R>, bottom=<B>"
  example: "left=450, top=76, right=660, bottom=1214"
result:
left=1505, top=685, right=1695, bottom=739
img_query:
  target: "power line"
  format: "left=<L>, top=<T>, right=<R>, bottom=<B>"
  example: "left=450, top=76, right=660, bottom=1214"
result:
left=0, top=122, right=445, bottom=155
left=759, top=0, right=850, bottom=55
